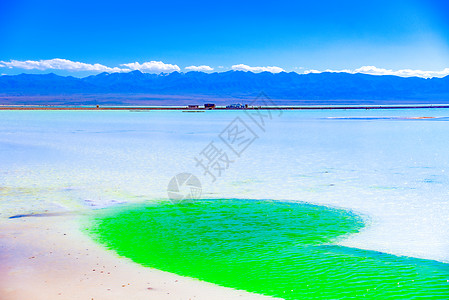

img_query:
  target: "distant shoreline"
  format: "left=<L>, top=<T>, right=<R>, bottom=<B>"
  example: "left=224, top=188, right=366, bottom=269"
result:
left=2, top=104, right=449, bottom=110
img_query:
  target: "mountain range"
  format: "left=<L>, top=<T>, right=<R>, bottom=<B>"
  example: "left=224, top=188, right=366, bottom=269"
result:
left=0, top=71, right=448, bottom=105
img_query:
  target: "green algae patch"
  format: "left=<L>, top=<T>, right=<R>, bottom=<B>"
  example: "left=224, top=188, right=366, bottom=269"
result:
left=86, top=199, right=449, bottom=299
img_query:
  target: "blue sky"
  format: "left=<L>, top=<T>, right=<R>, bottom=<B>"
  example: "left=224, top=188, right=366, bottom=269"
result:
left=0, top=0, right=448, bottom=77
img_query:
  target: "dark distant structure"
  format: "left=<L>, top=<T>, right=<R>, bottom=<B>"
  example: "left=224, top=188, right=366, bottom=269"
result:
left=188, top=105, right=199, bottom=109
left=226, top=103, right=245, bottom=109
left=204, top=103, right=216, bottom=109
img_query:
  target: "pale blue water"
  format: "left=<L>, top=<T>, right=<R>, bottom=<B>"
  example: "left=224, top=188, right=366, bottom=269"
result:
left=1, top=108, right=449, bottom=262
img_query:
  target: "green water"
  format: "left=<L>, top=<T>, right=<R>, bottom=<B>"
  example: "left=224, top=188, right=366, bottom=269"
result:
left=87, top=199, right=449, bottom=299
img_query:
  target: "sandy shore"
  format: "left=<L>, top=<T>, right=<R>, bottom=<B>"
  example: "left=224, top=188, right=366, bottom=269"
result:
left=0, top=214, right=276, bottom=300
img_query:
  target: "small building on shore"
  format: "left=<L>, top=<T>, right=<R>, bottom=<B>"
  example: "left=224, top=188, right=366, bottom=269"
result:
left=204, top=103, right=216, bottom=109
left=226, top=103, right=245, bottom=109
left=187, top=105, right=200, bottom=109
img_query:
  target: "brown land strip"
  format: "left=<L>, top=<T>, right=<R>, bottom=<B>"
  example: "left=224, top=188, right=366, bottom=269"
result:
left=1, top=105, right=449, bottom=111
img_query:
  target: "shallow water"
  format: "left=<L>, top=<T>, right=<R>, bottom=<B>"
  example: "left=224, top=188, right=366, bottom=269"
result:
left=1, top=108, right=449, bottom=264
left=87, top=199, right=449, bottom=299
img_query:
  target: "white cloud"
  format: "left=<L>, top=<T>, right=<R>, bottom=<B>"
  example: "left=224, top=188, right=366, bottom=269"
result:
left=304, top=68, right=352, bottom=74
left=121, top=61, right=180, bottom=73
left=0, top=58, right=124, bottom=73
left=185, top=65, right=214, bottom=72
left=303, top=66, right=449, bottom=78
left=303, top=69, right=320, bottom=74
left=2, top=59, right=447, bottom=78
left=0, top=59, right=182, bottom=74
left=354, top=66, right=449, bottom=78
left=231, top=64, right=285, bottom=73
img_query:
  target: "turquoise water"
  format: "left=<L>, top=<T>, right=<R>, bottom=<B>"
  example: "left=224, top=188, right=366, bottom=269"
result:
left=87, top=199, right=449, bottom=299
